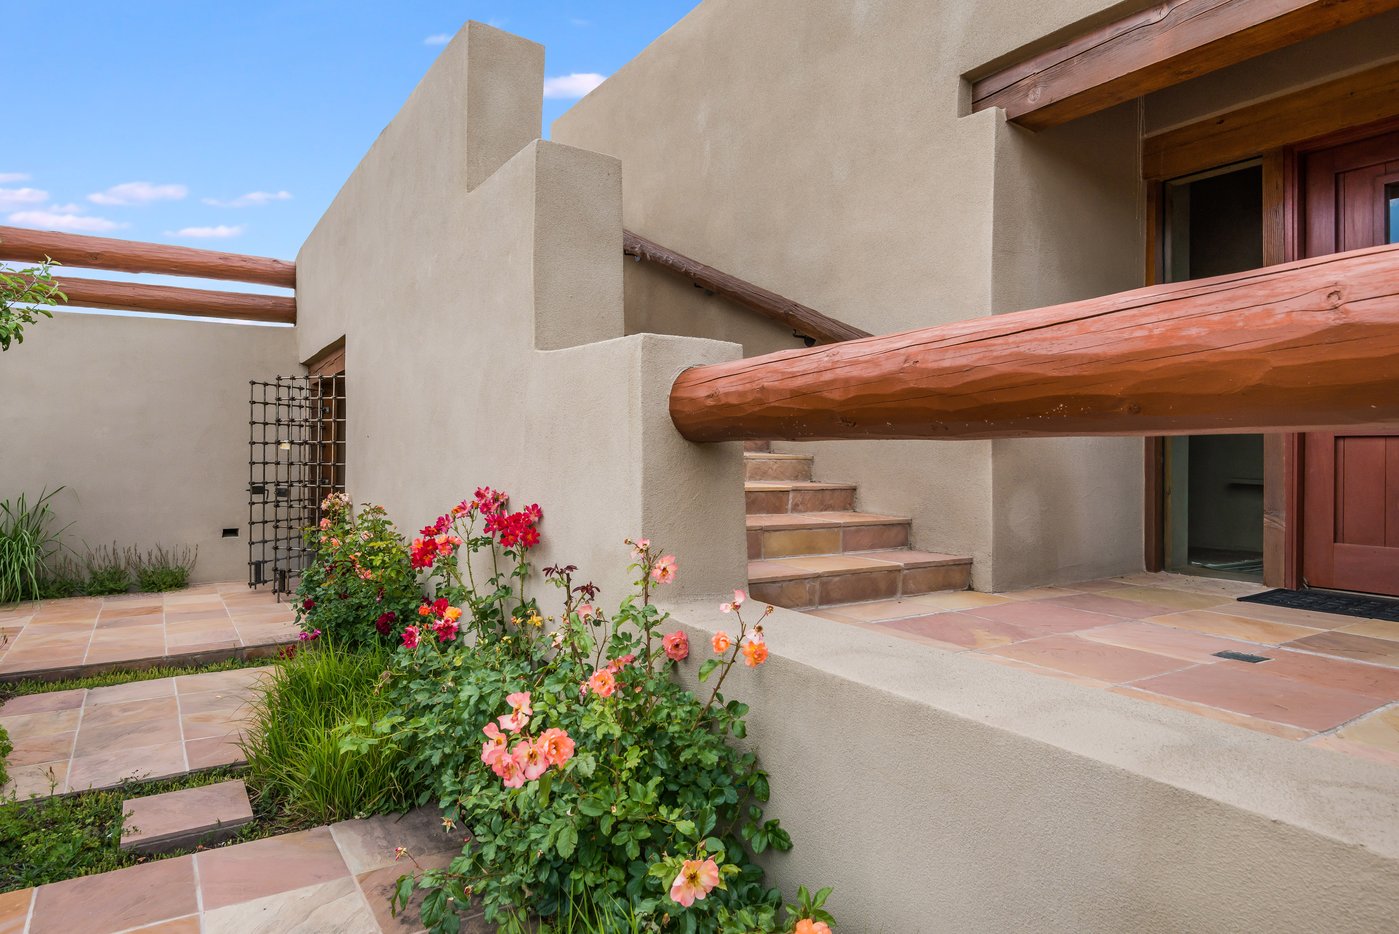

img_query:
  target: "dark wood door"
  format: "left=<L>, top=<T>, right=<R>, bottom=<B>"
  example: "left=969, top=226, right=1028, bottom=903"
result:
left=1300, top=129, right=1399, bottom=595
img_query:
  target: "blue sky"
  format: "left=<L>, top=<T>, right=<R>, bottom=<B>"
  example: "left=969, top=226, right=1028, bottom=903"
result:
left=2, top=1, right=698, bottom=274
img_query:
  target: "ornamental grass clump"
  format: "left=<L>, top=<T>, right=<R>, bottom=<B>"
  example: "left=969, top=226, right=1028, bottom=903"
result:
left=295, top=493, right=421, bottom=649
left=0, top=489, right=69, bottom=605
left=241, top=638, right=410, bottom=824
left=346, top=490, right=837, bottom=934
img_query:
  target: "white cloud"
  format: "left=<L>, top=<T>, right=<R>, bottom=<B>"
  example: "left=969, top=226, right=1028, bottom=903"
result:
left=570, top=18, right=592, bottom=27
left=8, top=210, right=126, bottom=233
left=0, top=172, right=30, bottom=183
left=202, top=190, right=292, bottom=208
left=0, top=187, right=49, bottom=209
left=47, top=202, right=84, bottom=213
left=88, top=181, right=188, bottom=206
left=169, top=224, right=244, bottom=239
left=424, top=33, right=451, bottom=45
left=542, top=73, right=606, bottom=99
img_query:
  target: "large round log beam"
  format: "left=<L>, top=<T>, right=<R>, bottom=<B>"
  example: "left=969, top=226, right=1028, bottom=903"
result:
left=52, top=276, right=295, bottom=323
left=670, top=243, right=1399, bottom=442
left=0, top=225, right=295, bottom=288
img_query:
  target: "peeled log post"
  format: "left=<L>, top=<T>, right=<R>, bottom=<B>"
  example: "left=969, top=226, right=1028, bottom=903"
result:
left=670, top=243, right=1399, bottom=442
left=0, top=225, right=295, bottom=288
left=53, top=276, right=295, bottom=323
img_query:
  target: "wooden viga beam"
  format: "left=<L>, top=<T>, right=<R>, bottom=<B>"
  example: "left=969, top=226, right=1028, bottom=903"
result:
left=669, top=243, right=1399, bottom=442
left=623, top=230, right=870, bottom=345
left=52, top=276, right=295, bottom=323
left=0, top=225, right=295, bottom=288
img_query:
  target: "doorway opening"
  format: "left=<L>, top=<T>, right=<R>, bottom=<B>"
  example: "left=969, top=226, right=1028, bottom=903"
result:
left=1160, top=162, right=1265, bottom=581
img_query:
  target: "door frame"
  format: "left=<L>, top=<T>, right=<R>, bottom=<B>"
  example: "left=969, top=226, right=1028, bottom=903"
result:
left=1142, top=112, right=1399, bottom=588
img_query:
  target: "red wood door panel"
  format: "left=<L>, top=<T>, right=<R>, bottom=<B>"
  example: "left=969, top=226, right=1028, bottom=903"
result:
left=1300, top=130, right=1399, bottom=595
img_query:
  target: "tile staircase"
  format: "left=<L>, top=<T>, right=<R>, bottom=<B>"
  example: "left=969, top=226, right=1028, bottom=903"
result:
left=744, top=445, right=972, bottom=610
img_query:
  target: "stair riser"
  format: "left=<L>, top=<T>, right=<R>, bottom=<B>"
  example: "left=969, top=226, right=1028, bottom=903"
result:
left=744, top=459, right=813, bottom=482
left=749, top=564, right=971, bottom=609
left=744, top=488, right=857, bottom=515
left=748, top=523, right=910, bottom=559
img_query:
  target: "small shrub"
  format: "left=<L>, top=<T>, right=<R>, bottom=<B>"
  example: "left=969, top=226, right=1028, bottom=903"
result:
left=295, top=493, right=420, bottom=649
left=241, top=639, right=409, bottom=824
left=351, top=492, right=836, bottom=933
left=132, top=544, right=197, bottom=592
left=36, top=556, right=84, bottom=600
left=80, top=543, right=131, bottom=596
left=0, top=724, right=11, bottom=789
left=0, top=250, right=66, bottom=351
left=0, top=489, right=69, bottom=604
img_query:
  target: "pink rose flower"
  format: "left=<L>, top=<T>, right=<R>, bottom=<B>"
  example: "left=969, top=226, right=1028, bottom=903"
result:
left=651, top=554, right=677, bottom=584
left=401, top=625, right=420, bottom=649
left=498, top=691, right=532, bottom=733
left=513, top=740, right=549, bottom=781
left=663, top=630, right=689, bottom=661
left=480, top=722, right=508, bottom=765
left=670, top=858, right=720, bottom=907
left=538, top=728, right=575, bottom=767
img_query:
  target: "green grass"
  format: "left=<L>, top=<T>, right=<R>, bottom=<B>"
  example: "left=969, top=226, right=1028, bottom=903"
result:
left=242, top=640, right=409, bottom=824
left=0, top=724, right=11, bottom=790
left=0, top=766, right=310, bottom=893
left=0, top=656, right=273, bottom=702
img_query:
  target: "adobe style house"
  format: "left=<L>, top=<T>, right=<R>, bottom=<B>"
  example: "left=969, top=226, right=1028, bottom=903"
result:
left=3, top=2, right=1399, bottom=930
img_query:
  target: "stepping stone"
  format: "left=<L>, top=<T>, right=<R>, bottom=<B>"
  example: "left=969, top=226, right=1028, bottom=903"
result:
left=120, top=779, right=254, bottom=855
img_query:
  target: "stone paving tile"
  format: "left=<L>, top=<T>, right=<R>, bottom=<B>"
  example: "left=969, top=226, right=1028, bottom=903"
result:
left=0, top=583, right=295, bottom=680
left=820, top=572, right=1399, bottom=771
left=203, top=877, right=379, bottom=934
left=0, top=665, right=272, bottom=797
left=6, top=807, right=463, bottom=932
left=1147, top=609, right=1322, bottom=646
left=0, top=888, right=32, bottom=934
left=1130, top=663, right=1385, bottom=731
left=984, top=633, right=1195, bottom=682
left=29, top=854, right=199, bottom=934
left=197, top=826, right=351, bottom=910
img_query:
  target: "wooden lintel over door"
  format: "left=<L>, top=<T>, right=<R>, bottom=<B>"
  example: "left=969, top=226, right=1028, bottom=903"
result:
left=1300, top=128, right=1399, bottom=596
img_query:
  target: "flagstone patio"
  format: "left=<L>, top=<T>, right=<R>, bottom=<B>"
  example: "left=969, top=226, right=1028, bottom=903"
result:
left=818, top=572, right=1399, bottom=768
left=0, top=582, right=297, bottom=682
left=0, top=665, right=270, bottom=798
left=0, top=808, right=477, bottom=934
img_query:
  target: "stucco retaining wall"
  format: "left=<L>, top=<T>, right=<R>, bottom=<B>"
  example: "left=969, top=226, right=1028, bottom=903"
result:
left=0, top=312, right=299, bottom=583
left=667, top=599, right=1399, bottom=933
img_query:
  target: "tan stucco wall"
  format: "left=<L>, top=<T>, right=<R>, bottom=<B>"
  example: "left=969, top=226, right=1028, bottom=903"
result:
left=552, top=0, right=1151, bottom=589
left=295, top=23, right=747, bottom=601
left=668, top=599, right=1399, bottom=932
left=0, top=312, right=300, bottom=583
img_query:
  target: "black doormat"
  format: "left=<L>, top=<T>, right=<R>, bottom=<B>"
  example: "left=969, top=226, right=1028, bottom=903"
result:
left=1237, top=589, right=1399, bottom=623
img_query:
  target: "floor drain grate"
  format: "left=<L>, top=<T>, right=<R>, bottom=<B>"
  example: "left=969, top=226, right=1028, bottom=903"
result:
left=1213, top=650, right=1271, bottom=663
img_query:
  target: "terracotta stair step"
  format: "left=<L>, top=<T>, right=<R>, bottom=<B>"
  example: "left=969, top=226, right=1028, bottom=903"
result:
left=747, top=551, right=972, bottom=610
left=745, top=480, right=857, bottom=515
left=743, top=452, right=814, bottom=482
left=746, top=511, right=911, bottom=558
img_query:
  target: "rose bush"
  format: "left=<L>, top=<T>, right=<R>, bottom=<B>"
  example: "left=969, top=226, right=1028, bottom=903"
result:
left=344, top=492, right=837, bottom=933
left=294, top=493, right=421, bottom=649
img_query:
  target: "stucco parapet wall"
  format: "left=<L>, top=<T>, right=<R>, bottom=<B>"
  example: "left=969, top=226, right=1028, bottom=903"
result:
left=664, top=599, right=1399, bottom=858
